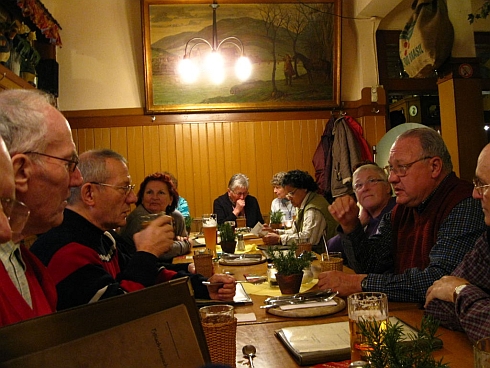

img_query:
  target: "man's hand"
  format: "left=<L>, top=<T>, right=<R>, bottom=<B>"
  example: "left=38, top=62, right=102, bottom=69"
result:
left=206, top=274, right=236, bottom=300
left=134, top=215, right=174, bottom=257
left=425, top=275, right=469, bottom=307
left=328, top=195, right=361, bottom=234
left=317, top=270, right=365, bottom=297
left=234, top=199, right=245, bottom=215
left=263, top=232, right=281, bottom=245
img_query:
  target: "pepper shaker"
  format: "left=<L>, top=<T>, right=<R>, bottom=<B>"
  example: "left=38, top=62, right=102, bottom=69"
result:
left=236, top=233, right=245, bottom=251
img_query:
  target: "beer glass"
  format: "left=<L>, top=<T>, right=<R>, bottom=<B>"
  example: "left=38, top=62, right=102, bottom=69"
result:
left=348, top=292, right=388, bottom=362
left=202, top=213, right=218, bottom=257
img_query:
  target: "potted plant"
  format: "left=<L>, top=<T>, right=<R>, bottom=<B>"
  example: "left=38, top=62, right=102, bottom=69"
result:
left=267, top=245, right=312, bottom=294
left=219, top=222, right=236, bottom=254
left=269, top=210, right=284, bottom=230
left=184, top=215, right=193, bottom=235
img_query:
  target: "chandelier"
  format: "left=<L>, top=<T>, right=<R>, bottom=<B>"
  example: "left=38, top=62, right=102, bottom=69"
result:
left=178, top=2, right=252, bottom=84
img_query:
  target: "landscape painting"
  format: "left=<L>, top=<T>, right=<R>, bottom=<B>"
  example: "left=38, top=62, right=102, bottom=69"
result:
left=142, top=0, right=341, bottom=114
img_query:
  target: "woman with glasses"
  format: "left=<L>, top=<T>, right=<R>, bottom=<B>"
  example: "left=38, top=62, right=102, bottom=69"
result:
left=213, top=173, right=264, bottom=228
left=119, top=172, right=191, bottom=262
left=263, top=170, right=338, bottom=253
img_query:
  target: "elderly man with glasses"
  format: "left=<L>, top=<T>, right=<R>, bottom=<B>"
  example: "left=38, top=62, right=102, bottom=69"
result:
left=318, top=127, right=485, bottom=303
left=213, top=173, right=264, bottom=228
left=424, top=143, right=490, bottom=344
left=0, top=89, right=84, bottom=326
left=31, top=149, right=235, bottom=310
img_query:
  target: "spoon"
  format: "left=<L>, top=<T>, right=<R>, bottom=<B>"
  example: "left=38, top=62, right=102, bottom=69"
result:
left=242, top=344, right=256, bottom=368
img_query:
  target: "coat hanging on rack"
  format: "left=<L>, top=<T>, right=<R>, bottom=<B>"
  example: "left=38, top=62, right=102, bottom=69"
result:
left=312, top=114, right=372, bottom=199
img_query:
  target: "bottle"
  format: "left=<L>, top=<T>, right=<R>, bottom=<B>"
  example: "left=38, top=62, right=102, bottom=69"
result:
left=236, top=233, right=245, bottom=251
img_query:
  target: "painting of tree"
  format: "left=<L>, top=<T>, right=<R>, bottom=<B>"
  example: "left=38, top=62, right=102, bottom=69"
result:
left=142, top=0, right=340, bottom=113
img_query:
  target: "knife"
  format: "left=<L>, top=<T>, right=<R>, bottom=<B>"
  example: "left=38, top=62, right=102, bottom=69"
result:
left=260, top=291, right=338, bottom=309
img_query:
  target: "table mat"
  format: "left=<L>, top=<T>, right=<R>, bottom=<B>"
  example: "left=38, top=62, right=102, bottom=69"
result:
left=242, top=279, right=318, bottom=297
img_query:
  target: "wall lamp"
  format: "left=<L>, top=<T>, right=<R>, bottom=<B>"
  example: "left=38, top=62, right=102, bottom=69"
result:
left=178, top=1, right=252, bottom=84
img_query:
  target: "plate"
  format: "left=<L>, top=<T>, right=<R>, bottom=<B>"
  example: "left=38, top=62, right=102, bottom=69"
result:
left=266, top=297, right=345, bottom=317
left=219, top=254, right=267, bottom=266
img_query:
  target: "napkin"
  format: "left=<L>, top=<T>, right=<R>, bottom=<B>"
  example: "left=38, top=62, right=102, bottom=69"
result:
left=279, top=300, right=337, bottom=311
left=235, top=313, right=257, bottom=323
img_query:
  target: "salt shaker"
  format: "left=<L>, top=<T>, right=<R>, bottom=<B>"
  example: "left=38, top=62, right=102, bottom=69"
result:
left=236, top=233, right=245, bottom=251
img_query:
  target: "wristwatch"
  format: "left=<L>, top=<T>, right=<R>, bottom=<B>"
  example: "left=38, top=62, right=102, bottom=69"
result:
left=453, top=283, right=469, bottom=303
left=361, top=277, right=368, bottom=291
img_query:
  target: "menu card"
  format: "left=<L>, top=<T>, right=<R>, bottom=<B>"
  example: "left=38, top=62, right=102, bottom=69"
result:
left=274, top=316, right=443, bottom=366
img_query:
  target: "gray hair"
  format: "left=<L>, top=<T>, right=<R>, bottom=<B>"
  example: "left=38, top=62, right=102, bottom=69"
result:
left=395, top=127, right=453, bottom=172
left=0, top=89, right=55, bottom=155
left=353, top=164, right=388, bottom=182
left=270, top=171, right=287, bottom=186
left=69, top=149, right=127, bottom=204
left=228, top=173, right=249, bottom=191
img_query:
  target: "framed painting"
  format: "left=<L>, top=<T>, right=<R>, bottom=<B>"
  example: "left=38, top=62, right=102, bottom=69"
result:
left=142, top=0, right=341, bottom=114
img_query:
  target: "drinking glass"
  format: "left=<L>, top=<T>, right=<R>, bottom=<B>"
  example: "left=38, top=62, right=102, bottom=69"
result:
left=202, top=213, right=218, bottom=257
left=348, top=292, right=388, bottom=362
left=236, top=215, right=246, bottom=228
left=475, top=336, right=490, bottom=367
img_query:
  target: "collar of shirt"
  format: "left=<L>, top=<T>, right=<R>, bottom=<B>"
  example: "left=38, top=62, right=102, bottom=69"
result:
left=416, top=172, right=452, bottom=213
left=0, top=240, right=27, bottom=272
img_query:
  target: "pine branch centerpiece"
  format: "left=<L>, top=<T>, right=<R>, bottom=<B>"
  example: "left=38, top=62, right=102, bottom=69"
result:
left=357, top=315, right=449, bottom=368
left=267, top=245, right=312, bottom=294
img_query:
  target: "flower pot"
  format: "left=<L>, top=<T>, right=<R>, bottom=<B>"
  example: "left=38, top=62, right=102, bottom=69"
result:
left=270, top=223, right=283, bottom=230
left=220, top=240, right=236, bottom=254
left=276, top=272, right=303, bottom=294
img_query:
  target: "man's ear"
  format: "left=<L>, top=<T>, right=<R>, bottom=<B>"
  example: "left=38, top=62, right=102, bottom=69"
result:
left=11, top=154, right=33, bottom=194
left=80, top=183, right=96, bottom=206
left=430, top=156, right=443, bottom=177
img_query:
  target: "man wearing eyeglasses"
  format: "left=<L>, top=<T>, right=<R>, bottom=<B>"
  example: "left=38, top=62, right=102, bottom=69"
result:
left=213, top=173, right=264, bottom=228
left=0, top=89, right=84, bottom=326
left=424, top=143, right=490, bottom=344
left=318, top=127, right=485, bottom=303
left=31, top=149, right=235, bottom=310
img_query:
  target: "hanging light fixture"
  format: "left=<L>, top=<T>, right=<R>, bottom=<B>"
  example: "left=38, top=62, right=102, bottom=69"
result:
left=178, top=1, right=252, bottom=84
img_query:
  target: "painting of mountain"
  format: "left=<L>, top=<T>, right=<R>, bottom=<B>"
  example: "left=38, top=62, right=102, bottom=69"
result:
left=142, top=1, right=340, bottom=113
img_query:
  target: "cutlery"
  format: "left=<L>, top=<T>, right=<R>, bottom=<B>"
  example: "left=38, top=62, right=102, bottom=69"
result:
left=242, top=345, right=256, bottom=368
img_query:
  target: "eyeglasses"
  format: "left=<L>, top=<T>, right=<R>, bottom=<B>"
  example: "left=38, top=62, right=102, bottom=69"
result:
left=24, top=151, right=79, bottom=173
left=473, top=178, right=490, bottom=196
left=90, top=182, right=136, bottom=196
left=353, top=178, right=386, bottom=192
left=0, top=198, right=30, bottom=234
left=384, top=156, right=433, bottom=177
left=286, top=188, right=298, bottom=198
left=232, top=190, right=249, bottom=197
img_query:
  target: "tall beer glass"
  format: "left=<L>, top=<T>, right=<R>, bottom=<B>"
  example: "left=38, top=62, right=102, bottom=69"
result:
left=348, top=292, right=388, bottom=362
left=202, top=214, right=218, bottom=257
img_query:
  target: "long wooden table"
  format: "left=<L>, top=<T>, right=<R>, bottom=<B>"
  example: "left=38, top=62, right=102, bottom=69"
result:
left=178, top=236, right=474, bottom=367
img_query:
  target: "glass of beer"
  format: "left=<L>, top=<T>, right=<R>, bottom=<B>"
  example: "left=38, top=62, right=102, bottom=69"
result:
left=202, top=213, right=218, bottom=257
left=348, top=292, right=388, bottom=362
left=236, top=215, right=246, bottom=228
left=140, top=212, right=164, bottom=229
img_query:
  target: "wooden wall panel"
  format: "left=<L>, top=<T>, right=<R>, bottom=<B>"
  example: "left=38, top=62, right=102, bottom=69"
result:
left=69, top=88, right=387, bottom=219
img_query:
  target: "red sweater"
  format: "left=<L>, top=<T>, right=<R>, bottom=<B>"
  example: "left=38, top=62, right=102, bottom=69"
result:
left=391, top=173, right=474, bottom=273
left=0, top=245, right=57, bottom=327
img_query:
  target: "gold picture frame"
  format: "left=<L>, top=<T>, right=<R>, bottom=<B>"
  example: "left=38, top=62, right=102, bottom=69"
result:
left=142, top=0, right=341, bottom=114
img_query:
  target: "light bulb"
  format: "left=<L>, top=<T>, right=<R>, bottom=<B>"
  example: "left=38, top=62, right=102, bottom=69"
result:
left=235, top=56, right=252, bottom=81
left=178, top=58, right=199, bottom=84
left=205, top=52, right=225, bottom=84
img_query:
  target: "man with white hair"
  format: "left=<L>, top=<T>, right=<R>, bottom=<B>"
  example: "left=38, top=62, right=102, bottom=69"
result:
left=0, top=89, right=83, bottom=326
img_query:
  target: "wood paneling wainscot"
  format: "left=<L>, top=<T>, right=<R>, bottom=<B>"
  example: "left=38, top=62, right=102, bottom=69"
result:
left=66, top=88, right=386, bottom=221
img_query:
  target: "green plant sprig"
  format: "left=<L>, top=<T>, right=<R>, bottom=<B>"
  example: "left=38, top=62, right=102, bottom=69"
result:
left=218, top=222, right=235, bottom=242
left=357, top=315, right=449, bottom=368
left=266, top=245, right=312, bottom=275
left=269, top=210, right=284, bottom=224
